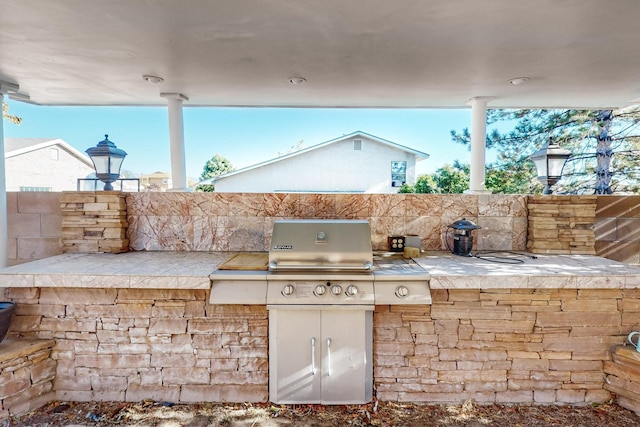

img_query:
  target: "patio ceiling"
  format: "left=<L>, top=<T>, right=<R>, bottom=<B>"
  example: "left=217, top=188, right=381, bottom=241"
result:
left=1, top=0, right=640, bottom=109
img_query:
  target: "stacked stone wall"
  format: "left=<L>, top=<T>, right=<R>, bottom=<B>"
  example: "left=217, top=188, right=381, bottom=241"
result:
left=60, top=191, right=128, bottom=253
left=373, top=288, right=637, bottom=404
left=4, top=288, right=267, bottom=403
left=0, top=339, right=56, bottom=418
left=527, top=195, right=596, bottom=255
left=605, top=345, right=640, bottom=413
left=4, top=286, right=637, bottom=405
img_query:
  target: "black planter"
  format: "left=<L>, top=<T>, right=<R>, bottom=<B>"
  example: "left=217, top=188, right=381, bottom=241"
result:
left=0, top=301, right=16, bottom=344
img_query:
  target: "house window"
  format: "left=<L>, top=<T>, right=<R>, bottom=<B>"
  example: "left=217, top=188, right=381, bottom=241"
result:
left=391, top=161, right=406, bottom=187
left=50, top=147, right=59, bottom=160
left=20, top=186, right=52, bottom=192
left=353, top=139, right=362, bottom=150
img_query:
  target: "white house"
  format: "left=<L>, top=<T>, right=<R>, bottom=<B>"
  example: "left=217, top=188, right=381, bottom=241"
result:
left=140, top=171, right=172, bottom=192
left=207, top=131, right=429, bottom=193
left=4, top=138, right=95, bottom=192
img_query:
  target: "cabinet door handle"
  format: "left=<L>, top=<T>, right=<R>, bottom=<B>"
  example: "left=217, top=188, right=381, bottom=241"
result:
left=326, top=338, right=332, bottom=376
left=311, top=337, right=316, bottom=375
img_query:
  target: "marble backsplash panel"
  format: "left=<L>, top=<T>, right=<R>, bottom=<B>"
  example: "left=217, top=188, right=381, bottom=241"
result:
left=126, top=193, right=528, bottom=252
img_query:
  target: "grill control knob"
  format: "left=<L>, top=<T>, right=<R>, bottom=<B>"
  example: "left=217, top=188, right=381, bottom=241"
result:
left=345, top=285, right=359, bottom=297
left=331, top=285, right=343, bottom=296
left=314, top=284, right=326, bottom=296
left=281, top=284, right=295, bottom=296
left=395, top=285, right=409, bottom=298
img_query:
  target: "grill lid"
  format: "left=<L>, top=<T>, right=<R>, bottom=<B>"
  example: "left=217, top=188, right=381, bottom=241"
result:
left=269, top=219, right=373, bottom=271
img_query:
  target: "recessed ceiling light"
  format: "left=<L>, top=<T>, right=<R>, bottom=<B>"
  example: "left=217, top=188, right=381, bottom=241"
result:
left=288, top=77, right=306, bottom=85
left=508, top=77, right=530, bottom=85
left=143, top=75, right=164, bottom=84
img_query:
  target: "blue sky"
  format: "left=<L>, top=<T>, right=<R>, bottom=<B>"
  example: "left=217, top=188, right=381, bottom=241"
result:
left=4, top=100, right=493, bottom=180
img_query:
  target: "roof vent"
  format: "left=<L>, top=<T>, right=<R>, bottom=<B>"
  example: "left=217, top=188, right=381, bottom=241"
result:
left=354, top=139, right=362, bottom=150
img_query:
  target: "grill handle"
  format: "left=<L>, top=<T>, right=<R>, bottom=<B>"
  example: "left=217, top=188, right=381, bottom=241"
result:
left=311, top=337, right=316, bottom=376
left=327, top=338, right=332, bottom=376
left=269, top=261, right=373, bottom=271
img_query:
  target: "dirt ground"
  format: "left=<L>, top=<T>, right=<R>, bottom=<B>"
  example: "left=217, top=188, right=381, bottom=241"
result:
left=3, top=399, right=639, bottom=427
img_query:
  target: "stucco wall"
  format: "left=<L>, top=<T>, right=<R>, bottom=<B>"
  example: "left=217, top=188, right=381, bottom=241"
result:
left=6, top=147, right=94, bottom=192
left=214, top=136, right=419, bottom=193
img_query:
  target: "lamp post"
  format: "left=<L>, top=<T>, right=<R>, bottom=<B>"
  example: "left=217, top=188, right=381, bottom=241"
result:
left=528, top=137, right=571, bottom=194
left=86, top=135, right=127, bottom=191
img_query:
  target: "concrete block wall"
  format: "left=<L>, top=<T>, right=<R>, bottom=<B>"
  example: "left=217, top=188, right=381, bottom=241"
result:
left=0, top=339, right=56, bottom=418
left=3, top=288, right=268, bottom=403
left=6, top=192, right=62, bottom=266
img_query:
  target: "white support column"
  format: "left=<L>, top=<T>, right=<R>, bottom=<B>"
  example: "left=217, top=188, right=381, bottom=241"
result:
left=0, top=82, right=19, bottom=269
left=466, top=96, right=494, bottom=194
left=0, top=92, right=7, bottom=268
left=161, top=93, right=189, bottom=191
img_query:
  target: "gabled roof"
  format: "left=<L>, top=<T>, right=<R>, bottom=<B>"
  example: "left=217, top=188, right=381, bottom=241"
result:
left=202, top=131, right=429, bottom=184
left=141, top=171, right=171, bottom=178
left=4, top=138, right=94, bottom=168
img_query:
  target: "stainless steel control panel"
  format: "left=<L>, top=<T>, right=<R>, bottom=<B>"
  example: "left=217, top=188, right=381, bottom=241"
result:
left=266, top=279, right=375, bottom=305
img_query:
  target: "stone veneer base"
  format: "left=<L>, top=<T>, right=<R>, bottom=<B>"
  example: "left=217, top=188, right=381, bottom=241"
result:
left=605, top=345, right=640, bottom=414
left=3, top=287, right=637, bottom=407
left=0, top=338, right=56, bottom=419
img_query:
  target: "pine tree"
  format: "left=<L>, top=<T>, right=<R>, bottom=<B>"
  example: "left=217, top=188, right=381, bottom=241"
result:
left=449, top=107, right=640, bottom=194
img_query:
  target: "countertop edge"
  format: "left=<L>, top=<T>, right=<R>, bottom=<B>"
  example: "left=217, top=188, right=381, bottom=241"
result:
left=1, top=251, right=639, bottom=290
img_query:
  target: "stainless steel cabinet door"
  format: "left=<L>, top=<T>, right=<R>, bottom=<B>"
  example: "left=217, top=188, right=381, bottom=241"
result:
left=269, top=309, right=372, bottom=404
left=320, top=310, right=372, bottom=404
left=269, top=309, right=322, bottom=403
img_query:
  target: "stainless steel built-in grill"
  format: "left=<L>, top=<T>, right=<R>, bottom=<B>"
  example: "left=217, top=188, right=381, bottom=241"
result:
left=209, top=219, right=431, bottom=404
left=265, top=219, right=431, bottom=307
left=267, top=219, right=375, bottom=307
left=267, top=220, right=375, bottom=404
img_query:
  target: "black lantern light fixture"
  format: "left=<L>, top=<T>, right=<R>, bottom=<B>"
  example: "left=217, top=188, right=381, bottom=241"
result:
left=528, top=137, right=572, bottom=194
left=86, top=134, right=127, bottom=191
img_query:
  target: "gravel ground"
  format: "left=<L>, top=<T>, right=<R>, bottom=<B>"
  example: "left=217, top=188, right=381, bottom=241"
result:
left=3, top=399, right=640, bottom=427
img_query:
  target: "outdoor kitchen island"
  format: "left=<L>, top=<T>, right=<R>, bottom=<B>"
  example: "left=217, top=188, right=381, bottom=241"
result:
left=1, top=250, right=640, bottom=410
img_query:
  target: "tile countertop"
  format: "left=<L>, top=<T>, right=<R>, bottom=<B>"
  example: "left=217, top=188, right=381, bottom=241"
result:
left=415, top=251, right=640, bottom=289
left=0, top=251, right=639, bottom=290
left=0, top=252, right=232, bottom=289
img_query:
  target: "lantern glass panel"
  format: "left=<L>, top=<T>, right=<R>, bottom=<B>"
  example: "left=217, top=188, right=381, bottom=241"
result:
left=531, top=156, right=548, bottom=178
left=547, top=156, right=566, bottom=178
left=109, top=156, right=125, bottom=175
left=91, top=155, right=110, bottom=175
